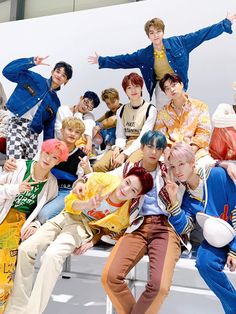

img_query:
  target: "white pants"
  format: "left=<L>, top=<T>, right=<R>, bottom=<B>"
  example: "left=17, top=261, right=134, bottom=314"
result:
left=5, top=212, right=93, bottom=314
left=154, top=83, right=170, bottom=111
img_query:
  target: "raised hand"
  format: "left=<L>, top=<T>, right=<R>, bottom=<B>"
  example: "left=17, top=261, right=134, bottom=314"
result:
left=164, top=172, right=179, bottom=207
left=88, top=52, right=99, bottom=64
left=19, top=177, right=39, bottom=193
left=34, top=56, right=50, bottom=66
left=226, top=12, right=236, bottom=24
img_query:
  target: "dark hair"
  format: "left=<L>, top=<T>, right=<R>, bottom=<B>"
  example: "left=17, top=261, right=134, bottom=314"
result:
left=83, top=91, right=100, bottom=108
left=53, top=61, right=73, bottom=80
left=124, top=166, right=153, bottom=195
left=141, top=130, right=167, bottom=150
left=159, top=73, right=182, bottom=92
left=122, top=72, right=144, bottom=92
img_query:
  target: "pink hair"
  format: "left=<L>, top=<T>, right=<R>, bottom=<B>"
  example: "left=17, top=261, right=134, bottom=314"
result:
left=168, top=142, right=195, bottom=163
left=41, top=139, right=69, bottom=163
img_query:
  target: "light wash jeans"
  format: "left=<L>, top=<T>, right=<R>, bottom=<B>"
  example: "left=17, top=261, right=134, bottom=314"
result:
left=37, top=187, right=71, bottom=224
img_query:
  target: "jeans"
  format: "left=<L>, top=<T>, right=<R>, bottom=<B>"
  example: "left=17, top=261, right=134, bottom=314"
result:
left=196, top=240, right=236, bottom=314
left=37, top=187, right=71, bottom=224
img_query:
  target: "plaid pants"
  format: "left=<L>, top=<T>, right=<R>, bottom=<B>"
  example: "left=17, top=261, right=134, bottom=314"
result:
left=7, top=117, right=39, bottom=159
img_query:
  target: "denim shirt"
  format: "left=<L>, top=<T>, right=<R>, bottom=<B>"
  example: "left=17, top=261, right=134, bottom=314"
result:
left=98, top=18, right=232, bottom=99
left=2, top=57, right=61, bottom=139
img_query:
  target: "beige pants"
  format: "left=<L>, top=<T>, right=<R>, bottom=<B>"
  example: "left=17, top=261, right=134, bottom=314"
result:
left=93, top=140, right=143, bottom=172
left=5, top=212, right=93, bottom=314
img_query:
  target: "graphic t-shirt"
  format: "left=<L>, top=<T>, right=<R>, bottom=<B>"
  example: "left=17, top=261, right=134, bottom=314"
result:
left=12, top=160, right=47, bottom=215
left=83, top=197, right=124, bottom=221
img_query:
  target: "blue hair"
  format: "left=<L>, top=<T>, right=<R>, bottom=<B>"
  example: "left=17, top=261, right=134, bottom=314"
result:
left=84, top=91, right=100, bottom=108
left=140, top=130, right=167, bottom=150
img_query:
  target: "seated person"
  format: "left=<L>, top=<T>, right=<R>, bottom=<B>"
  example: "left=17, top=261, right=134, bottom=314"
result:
left=209, top=83, right=236, bottom=160
left=93, top=88, right=121, bottom=150
left=0, top=138, right=68, bottom=313
left=55, top=91, right=100, bottom=155
left=155, top=73, right=213, bottom=167
left=166, top=142, right=236, bottom=314
left=5, top=167, right=153, bottom=314
left=5, top=117, right=91, bottom=225
left=93, top=72, right=157, bottom=172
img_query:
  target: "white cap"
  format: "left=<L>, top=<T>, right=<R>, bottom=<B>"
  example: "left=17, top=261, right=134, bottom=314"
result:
left=196, top=212, right=236, bottom=248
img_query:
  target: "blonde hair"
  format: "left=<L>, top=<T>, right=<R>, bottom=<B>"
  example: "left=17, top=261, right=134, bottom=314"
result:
left=144, top=18, right=165, bottom=36
left=101, top=88, right=119, bottom=102
left=62, top=117, right=85, bottom=134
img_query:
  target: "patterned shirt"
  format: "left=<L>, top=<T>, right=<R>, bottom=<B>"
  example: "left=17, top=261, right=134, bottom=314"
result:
left=155, top=95, right=211, bottom=158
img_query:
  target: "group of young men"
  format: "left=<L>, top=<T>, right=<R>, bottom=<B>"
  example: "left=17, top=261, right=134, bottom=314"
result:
left=1, top=11, right=236, bottom=314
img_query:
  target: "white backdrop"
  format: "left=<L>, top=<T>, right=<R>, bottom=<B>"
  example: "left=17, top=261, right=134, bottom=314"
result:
left=0, top=0, right=235, bottom=116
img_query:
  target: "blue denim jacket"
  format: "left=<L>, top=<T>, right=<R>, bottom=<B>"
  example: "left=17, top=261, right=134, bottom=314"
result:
left=2, top=57, right=61, bottom=139
left=98, top=19, right=232, bottom=99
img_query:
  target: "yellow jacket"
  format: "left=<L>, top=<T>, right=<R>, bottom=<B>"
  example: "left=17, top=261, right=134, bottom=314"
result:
left=64, top=172, right=132, bottom=233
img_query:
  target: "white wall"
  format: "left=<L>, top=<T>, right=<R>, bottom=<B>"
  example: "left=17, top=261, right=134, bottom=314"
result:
left=0, top=0, right=235, bottom=116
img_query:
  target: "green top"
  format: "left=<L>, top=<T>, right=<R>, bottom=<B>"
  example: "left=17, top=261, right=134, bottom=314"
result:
left=12, top=160, right=47, bottom=215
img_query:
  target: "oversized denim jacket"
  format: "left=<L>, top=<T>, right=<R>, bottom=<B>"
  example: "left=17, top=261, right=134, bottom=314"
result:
left=2, top=57, right=61, bottom=139
left=98, top=18, right=232, bottom=99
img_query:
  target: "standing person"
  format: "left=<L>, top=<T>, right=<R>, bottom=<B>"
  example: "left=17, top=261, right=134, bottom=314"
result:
left=166, top=142, right=236, bottom=314
left=88, top=13, right=236, bottom=109
left=2, top=56, right=73, bottom=160
left=155, top=73, right=213, bottom=167
left=101, top=130, right=184, bottom=314
left=0, top=139, right=68, bottom=314
left=55, top=90, right=100, bottom=155
left=5, top=167, right=153, bottom=314
left=93, top=88, right=121, bottom=150
left=93, top=72, right=156, bottom=172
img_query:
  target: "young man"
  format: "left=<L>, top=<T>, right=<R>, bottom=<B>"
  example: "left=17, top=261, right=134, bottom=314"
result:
left=101, top=130, right=184, bottom=314
left=55, top=91, right=100, bottom=155
left=3, top=56, right=72, bottom=160
left=0, top=138, right=68, bottom=313
left=5, top=167, right=153, bottom=314
left=93, top=72, right=156, bottom=172
left=37, top=117, right=91, bottom=224
left=4, top=117, right=91, bottom=226
left=93, top=88, right=121, bottom=149
left=209, top=83, right=236, bottom=160
left=155, top=73, right=213, bottom=167
left=88, top=13, right=236, bottom=109
left=166, top=142, right=236, bottom=314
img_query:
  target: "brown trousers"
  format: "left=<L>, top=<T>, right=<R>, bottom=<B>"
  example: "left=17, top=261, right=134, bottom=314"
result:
left=102, top=215, right=181, bottom=314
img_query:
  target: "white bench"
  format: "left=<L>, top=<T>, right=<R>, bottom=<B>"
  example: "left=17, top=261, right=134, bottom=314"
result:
left=59, top=242, right=236, bottom=314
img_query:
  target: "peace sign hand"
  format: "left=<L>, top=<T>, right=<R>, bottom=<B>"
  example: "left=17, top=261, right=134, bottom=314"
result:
left=164, top=172, right=179, bottom=207
left=34, top=56, right=50, bottom=66
left=19, top=177, right=39, bottom=193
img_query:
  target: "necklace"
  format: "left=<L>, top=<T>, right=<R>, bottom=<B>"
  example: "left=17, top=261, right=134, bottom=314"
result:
left=154, top=47, right=165, bottom=59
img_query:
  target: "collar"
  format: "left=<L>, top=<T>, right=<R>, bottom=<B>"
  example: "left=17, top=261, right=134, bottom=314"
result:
left=47, top=78, right=61, bottom=92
